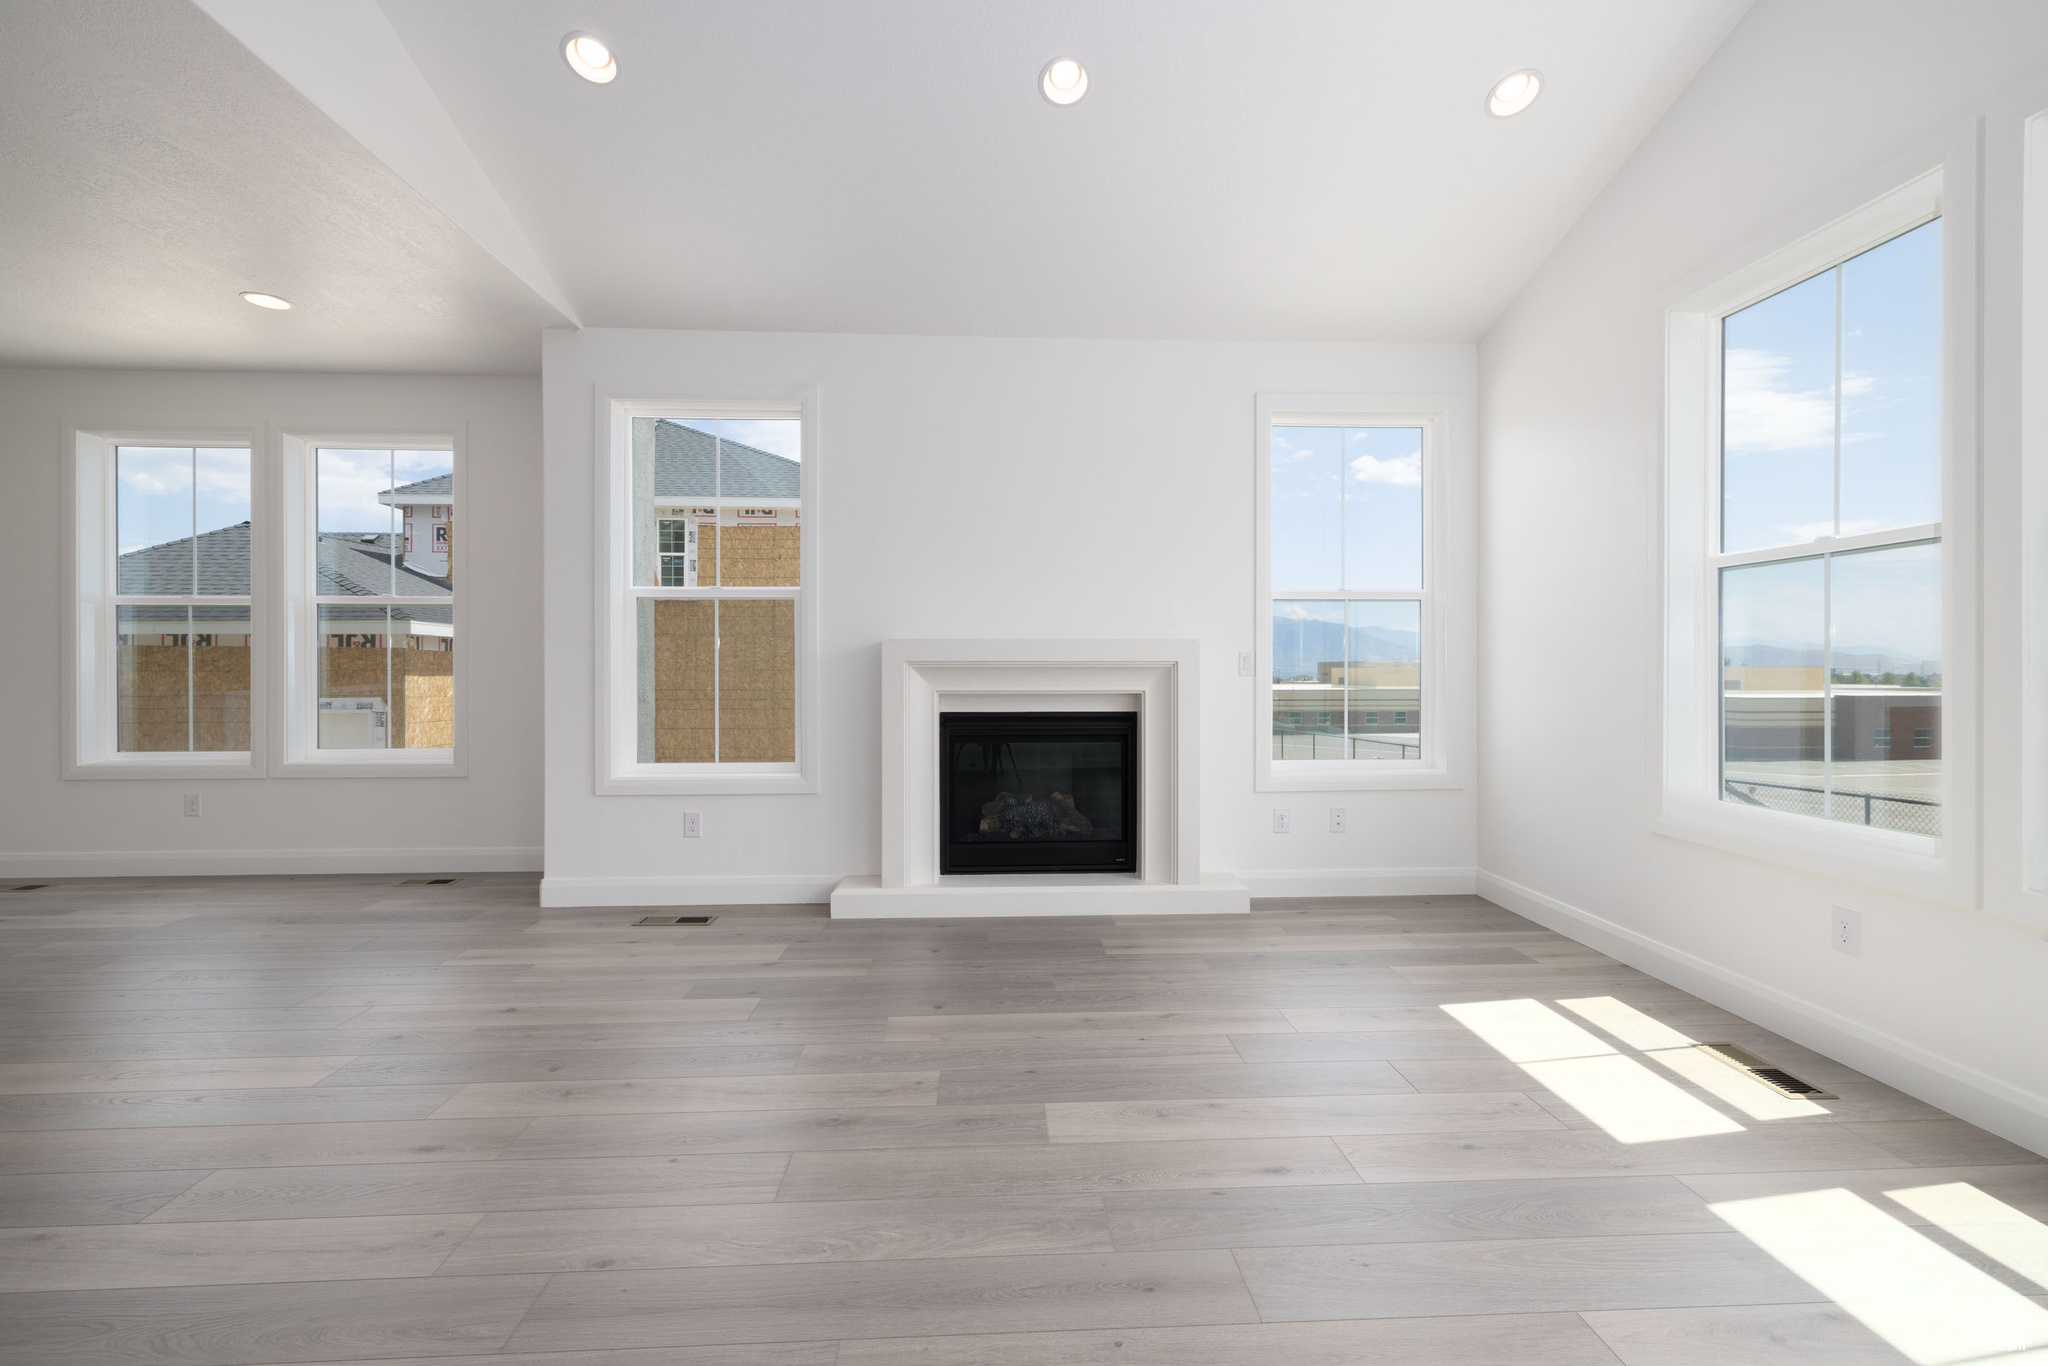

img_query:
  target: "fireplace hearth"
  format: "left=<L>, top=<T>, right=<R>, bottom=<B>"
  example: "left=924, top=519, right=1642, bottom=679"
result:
left=939, top=711, right=1137, bottom=874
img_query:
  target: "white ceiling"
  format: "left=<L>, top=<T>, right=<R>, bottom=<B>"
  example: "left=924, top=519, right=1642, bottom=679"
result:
left=0, top=0, right=1753, bottom=373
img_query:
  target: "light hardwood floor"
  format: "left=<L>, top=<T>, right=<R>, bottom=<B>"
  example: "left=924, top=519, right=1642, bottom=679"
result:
left=0, top=875, right=2041, bottom=1364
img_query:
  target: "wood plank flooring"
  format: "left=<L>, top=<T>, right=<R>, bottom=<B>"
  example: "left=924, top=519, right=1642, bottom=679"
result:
left=0, top=875, right=2040, bottom=1364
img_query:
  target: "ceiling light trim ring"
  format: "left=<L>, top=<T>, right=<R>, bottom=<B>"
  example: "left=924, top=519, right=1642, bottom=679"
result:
left=1041, top=57, right=1088, bottom=106
left=563, top=32, right=618, bottom=84
left=1487, top=68, right=1542, bottom=118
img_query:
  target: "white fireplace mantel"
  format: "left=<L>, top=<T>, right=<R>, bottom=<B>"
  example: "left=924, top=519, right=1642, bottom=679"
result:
left=829, top=639, right=1250, bottom=918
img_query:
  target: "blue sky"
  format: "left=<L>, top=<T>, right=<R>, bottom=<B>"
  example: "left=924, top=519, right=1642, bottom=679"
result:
left=1723, top=219, right=1940, bottom=551
left=317, top=449, right=453, bottom=535
left=115, top=447, right=249, bottom=555
left=1719, top=219, right=1943, bottom=666
left=1272, top=425, right=1422, bottom=590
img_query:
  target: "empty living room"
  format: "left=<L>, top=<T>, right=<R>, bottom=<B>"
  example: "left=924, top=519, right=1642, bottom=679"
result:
left=5, top=2, right=2048, bottom=1362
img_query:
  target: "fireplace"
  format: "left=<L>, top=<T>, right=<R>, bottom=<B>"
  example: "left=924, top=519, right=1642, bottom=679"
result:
left=939, top=711, right=1137, bottom=874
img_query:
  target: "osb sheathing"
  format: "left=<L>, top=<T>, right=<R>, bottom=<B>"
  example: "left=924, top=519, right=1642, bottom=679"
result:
left=318, top=644, right=455, bottom=749
left=117, top=644, right=249, bottom=752
left=651, top=598, right=794, bottom=763
left=703, top=525, right=799, bottom=587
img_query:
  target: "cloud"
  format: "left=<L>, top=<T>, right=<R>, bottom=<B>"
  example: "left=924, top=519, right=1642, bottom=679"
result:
left=1724, top=348, right=1878, bottom=455
left=1350, top=451, right=1420, bottom=486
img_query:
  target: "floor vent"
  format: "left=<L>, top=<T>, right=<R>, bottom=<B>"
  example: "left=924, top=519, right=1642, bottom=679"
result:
left=5, top=884, right=50, bottom=893
left=634, top=915, right=718, bottom=926
left=1695, top=1042, right=1837, bottom=1099
left=399, top=877, right=461, bottom=886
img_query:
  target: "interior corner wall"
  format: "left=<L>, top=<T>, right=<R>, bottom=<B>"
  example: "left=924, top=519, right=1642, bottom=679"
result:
left=0, top=367, right=543, bottom=876
left=1477, top=0, right=2048, bottom=1154
left=542, top=329, right=1478, bottom=906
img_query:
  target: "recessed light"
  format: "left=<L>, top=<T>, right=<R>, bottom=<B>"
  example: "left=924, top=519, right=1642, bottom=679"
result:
left=1487, top=69, right=1541, bottom=118
left=563, top=32, right=617, bottom=84
left=239, top=292, right=292, bottom=310
left=1041, top=57, right=1087, bottom=106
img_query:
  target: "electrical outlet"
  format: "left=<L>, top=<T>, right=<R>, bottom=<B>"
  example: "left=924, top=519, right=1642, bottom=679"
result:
left=683, top=812, right=702, bottom=838
left=1328, top=806, right=1347, bottom=833
left=1831, top=905, right=1862, bottom=956
left=182, top=793, right=202, bottom=818
left=1237, top=651, right=1254, bottom=677
left=1272, top=808, right=1291, bottom=834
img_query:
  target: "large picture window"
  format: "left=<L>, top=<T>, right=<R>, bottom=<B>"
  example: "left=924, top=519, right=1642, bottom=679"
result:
left=1716, top=220, right=1942, bottom=836
left=1255, top=400, right=1447, bottom=790
left=598, top=399, right=816, bottom=793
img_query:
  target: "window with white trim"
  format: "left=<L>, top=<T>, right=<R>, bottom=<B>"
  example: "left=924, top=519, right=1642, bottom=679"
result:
left=598, top=400, right=815, bottom=794
left=1715, top=219, right=1943, bottom=837
left=1255, top=400, right=1444, bottom=789
left=69, top=435, right=253, bottom=770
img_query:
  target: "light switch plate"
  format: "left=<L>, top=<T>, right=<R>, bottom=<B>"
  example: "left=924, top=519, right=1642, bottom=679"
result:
left=1237, top=651, right=1254, bottom=676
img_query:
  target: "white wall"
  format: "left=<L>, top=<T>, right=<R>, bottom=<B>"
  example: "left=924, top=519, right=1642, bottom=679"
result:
left=1478, top=0, right=2048, bottom=1154
left=0, top=368, right=543, bottom=875
left=543, top=329, right=1477, bottom=905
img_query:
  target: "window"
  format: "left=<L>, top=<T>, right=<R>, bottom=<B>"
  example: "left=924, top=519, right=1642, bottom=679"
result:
left=1663, top=168, right=1973, bottom=895
left=1257, top=399, right=1445, bottom=788
left=1717, top=220, right=1941, bottom=838
left=276, top=434, right=460, bottom=771
left=597, top=399, right=817, bottom=793
left=67, top=434, right=254, bottom=772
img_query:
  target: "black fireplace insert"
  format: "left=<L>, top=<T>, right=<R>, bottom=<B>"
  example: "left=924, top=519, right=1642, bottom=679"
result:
left=939, top=711, right=1137, bottom=874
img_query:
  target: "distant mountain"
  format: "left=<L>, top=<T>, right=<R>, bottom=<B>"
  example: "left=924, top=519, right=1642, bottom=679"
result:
left=1271, top=618, right=1419, bottom=681
left=1722, top=642, right=1934, bottom=675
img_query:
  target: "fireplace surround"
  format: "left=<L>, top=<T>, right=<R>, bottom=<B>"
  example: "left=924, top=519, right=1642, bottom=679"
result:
left=827, top=639, right=1250, bottom=918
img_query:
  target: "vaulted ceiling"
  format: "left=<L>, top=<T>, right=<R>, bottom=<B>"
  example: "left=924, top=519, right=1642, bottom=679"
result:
left=0, top=0, right=1752, bottom=373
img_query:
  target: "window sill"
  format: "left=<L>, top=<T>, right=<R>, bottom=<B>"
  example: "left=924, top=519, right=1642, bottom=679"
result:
left=1652, top=794, right=1971, bottom=908
left=1258, top=763, right=1460, bottom=793
left=66, top=753, right=259, bottom=781
left=597, top=767, right=816, bottom=796
left=274, top=749, right=463, bottom=779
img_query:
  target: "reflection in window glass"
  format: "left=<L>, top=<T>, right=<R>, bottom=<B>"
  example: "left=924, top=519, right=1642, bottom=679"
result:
left=313, top=449, right=455, bottom=751
left=632, top=417, right=802, bottom=766
left=112, top=446, right=251, bottom=753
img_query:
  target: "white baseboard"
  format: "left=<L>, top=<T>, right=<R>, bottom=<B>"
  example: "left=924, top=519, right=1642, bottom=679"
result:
left=1477, top=869, right=2048, bottom=1160
left=1237, top=866, right=1478, bottom=898
left=539, top=873, right=840, bottom=908
left=0, top=847, right=543, bottom=878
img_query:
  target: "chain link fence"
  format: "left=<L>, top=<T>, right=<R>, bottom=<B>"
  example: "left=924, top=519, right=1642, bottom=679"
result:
left=1723, top=778, right=1941, bottom=837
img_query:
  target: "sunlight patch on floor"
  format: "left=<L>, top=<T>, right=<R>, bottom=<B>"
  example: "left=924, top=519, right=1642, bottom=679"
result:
left=1442, top=998, right=1744, bottom=1144
left=1711, top=1187, right=2048, bottom=1365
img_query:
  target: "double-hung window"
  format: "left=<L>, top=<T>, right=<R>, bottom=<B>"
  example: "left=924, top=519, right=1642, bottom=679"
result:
left=1255, top=398, right=1447, bottom=789
left=597, top=400, right=816, bottom=793
left=1665, top=169, right=1972, bottom=892
left=67, top=434, right=254, bottom=773
left=278, top=435, right=460, bottom=770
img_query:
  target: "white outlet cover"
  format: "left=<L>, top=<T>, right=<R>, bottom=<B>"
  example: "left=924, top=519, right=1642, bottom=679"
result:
left=683, top=812, right=703, bottom=838
left=1329, top=807, right=1346, bottom=833
left=1830, top=905, right=1862, bottom=956
left=1273, top=808, right=1291, bottom=834
left=182, top=793, right=202, bottom=817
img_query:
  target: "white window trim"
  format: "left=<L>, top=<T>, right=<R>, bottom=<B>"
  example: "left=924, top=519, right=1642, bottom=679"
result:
left=1658, top=160, right=1982, bottom=907
left=272, top=428, right=465, bottom=778
left=62, top=427, right=262, bottom=779
left=1253, top=393, right=1455, bottom=792
left=593, top=392, right=820, bottom=795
